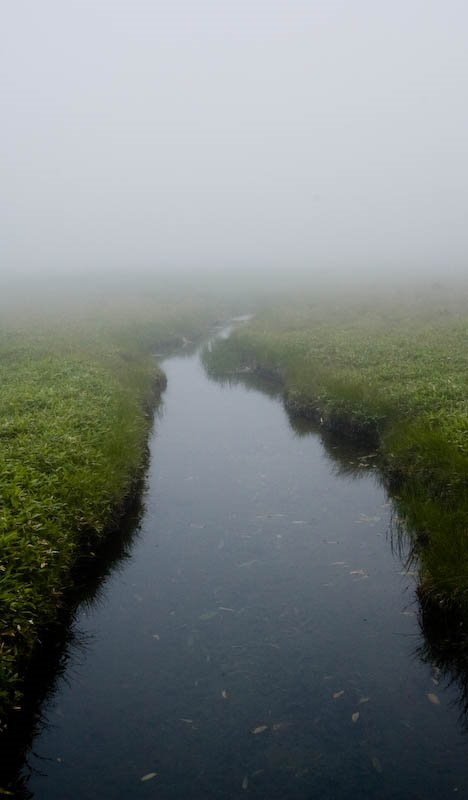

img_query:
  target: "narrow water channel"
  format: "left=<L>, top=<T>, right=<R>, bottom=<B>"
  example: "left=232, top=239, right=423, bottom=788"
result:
left=21, top=341, right=468, bottom=798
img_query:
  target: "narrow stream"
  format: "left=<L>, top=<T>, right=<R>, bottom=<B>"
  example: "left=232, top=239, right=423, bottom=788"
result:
left=22, top=340, right=468, bottom=798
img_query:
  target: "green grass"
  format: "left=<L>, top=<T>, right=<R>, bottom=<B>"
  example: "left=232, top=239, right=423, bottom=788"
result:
left=203, top=286, right=468, bottom=612
left=0, top=299, right=215, bottom=729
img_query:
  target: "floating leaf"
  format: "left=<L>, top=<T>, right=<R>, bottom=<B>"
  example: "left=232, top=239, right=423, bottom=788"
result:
left=427, top=693, right=440, bottom=705
left=333, top=690, right=344, bottom=700
left=251, top=725, right=268, bottom=735
left=351, top=712, right=360, bottom=723
left=152, top=634, right=160, bottom=640
left=140, top=772, right=157, bottom=782
left=199, top=611, right=218, bottom=621
left=180, top=718, right=193, bottom=724
left=371, top=756, right=383, bottom=773
left=272, top=721, right=290, bottom=732
left=359, top=696, right=370, bottom=704
left=222, top=690, right=228, bottom=699
left=242, top=775, right=249, bottom=790
left=356, top=514, right=381, bottom=524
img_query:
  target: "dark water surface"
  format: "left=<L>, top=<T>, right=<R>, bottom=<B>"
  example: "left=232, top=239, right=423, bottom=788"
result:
left=23, top=345, right=468, bottom=798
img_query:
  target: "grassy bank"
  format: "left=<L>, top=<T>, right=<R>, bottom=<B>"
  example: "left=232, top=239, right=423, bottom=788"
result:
left=0, top=299, right=214, bottom=729
left=203, top=286, right=468, bottom=611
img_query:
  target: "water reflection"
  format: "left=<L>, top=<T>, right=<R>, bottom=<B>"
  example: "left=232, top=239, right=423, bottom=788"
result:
left=203, top=355, right=468, bottom=740
left=3, top=341, right=468, bottom=798
left=418, top=604, right=468, bottom=728
left=0, top=484, right=147, bottom=797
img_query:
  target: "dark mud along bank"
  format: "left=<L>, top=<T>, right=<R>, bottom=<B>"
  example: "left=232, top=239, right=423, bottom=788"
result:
left=4, top=329, right=468, bottom=799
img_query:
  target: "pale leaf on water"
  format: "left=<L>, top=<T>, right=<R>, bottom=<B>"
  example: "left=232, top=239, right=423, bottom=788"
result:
left=272, top=721, right=290, bottom=732
left=359, top=696, right=370, bottom=704
left=141, top=773, right=157, bottom=782
left=332, top=690, right=344, bottom=700
left=427, top=692, right=440, bottom=705
left=351, top=712, right=360, bottom=723
left=222, top=690, right=228, bottom=699
left=251, top=725, right=268, bottom=735
left=356, top=514, right=381, bottom=524
left=180, top=718, right=193, bottom=724
left=371, top=756, right=383, bottom=773
left=242, top=775, right=249, bottom=790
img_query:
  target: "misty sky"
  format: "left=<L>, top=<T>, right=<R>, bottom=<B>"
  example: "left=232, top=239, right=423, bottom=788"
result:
left=3, top=1, right=468, bottom=279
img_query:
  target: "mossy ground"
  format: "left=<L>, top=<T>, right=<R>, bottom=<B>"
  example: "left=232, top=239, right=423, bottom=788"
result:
left=203, top=286, right=468, bottom=611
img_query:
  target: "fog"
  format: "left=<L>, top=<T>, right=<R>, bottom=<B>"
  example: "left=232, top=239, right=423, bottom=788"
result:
left=3, top=1, right=468, bottom=285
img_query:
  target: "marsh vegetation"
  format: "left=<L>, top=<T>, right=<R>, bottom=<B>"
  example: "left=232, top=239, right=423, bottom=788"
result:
left=4, top=279, right=468, bottom=798
left=203, top=283, right=468, bottom=612
left=10, top=325, right=468, bottom=800
left=0, top=293, right=220, bottom=728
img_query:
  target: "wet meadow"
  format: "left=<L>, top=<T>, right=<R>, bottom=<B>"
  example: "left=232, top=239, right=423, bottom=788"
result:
left=203, top=282, right=468, bottom=613
left=0, top=291, right=219, bottom=729
left=4, top=279, right=468, bottom=797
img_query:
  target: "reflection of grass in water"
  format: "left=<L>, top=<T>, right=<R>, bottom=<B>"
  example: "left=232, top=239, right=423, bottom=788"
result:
left=203, top=289, right=468, bottom=613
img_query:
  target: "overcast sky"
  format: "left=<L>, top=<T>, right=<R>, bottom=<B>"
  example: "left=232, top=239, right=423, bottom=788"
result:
left=3, top=1, right=468, bottom=280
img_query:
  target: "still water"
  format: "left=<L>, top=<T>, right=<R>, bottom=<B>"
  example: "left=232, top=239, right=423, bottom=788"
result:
left=22, top=342, right=468, bottom=798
